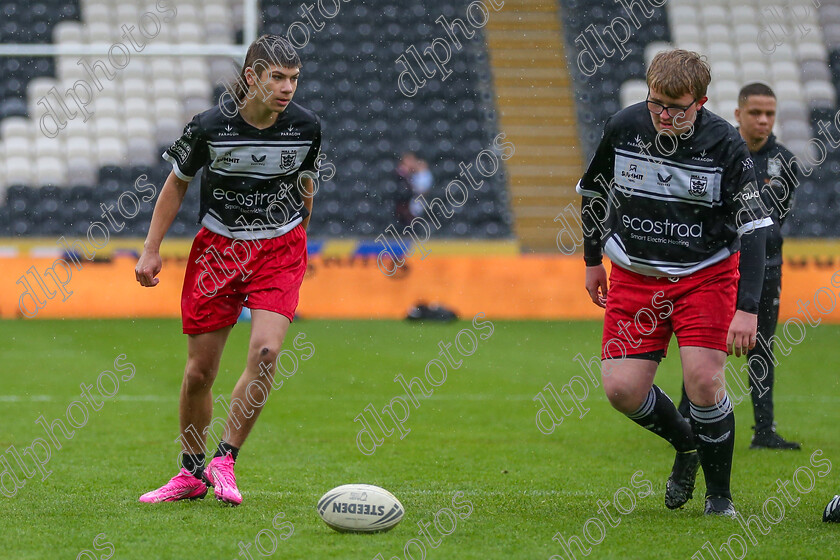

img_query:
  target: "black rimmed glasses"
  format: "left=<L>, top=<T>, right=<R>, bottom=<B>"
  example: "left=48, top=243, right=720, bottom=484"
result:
left=645, top=90, right=697, bottom=118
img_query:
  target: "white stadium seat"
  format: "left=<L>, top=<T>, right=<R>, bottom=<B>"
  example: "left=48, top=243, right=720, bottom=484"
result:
left=669, top=5, right=697, bottom=29
left=700, top=5, right=728, bottom=25
left=775, top=80, right=804, bottom=101
left=5, top=157, right=34, bottom=185
left=4, top=136, right=31, bottom=159
left=86, top=22, right=114, bottom=43
left=741, top=61, right=770, bottom=83
left=150, top=59, right=178, bottom=79
left=53, top=21, right=85, bottom=44
left=114, top=3, right=140, bottom=24
left=65, top=136, right=94, bottom=160
left=777, top=99, right=808, bottom=122
left=733, top=24, right=759, bottom=44
left=67, top=158, right=97, bottom=186
left=713, top=61, right=738, bottom=81
left=644, top=42, right=674, bottom=69
left=121, top=78, right=148, bottom=100
left=204, top=4, right=230, bottom=25
left=154, top=118, right=183, bottom=148
left=184, top=97, right=212, bottom=118
left=176, top=22, right=203, bottom=43
left=822, top=4, right=840, bottom=24
left=57, top=57, right=87, bottom=82
left=126, top=137, right=156, bottom=166
left=182, top=61, right=209, bottom=81
left=35, top=136, right=64, bottom=159
left=153, top=98, right=183, bottom=121
left=94, top=117, right=122, bottom=138
left=2, top=117, right=33, bottom=143
left=713, top=80, right=740, bottom=103
left=182, top=78, right=211, bottom=99
left=126, top=117, right=154, bottom=140
left=93, top=96, right=121, bottom=119
left=736, top=42, right=766, bottom=64
left=84, top=3, right=112, bottom=25
left=673, top=23, right=702, bottom=44
left=122, top=59, right=148, bottom=81
left=796, top=41, right=828, bottom=62
left=27, top=77, right=59, bottom=117
left=152, top=78, right=180, bottom=99
left=35, top=157, right=67, bottom=186
left=804, top=81, right=837, bottom=108
left=124, top=96, right=150, bottom=116
left=706, top=43, right=734, bottom=66
left=703, top=24, right=730, bottom=46
left=96, top=137, right=127, bottom=166
left=730, top=5, right=757, bottom=23
left=620, top=80, right=648, bottom=109
left=771, top=61, right=800, bottom=82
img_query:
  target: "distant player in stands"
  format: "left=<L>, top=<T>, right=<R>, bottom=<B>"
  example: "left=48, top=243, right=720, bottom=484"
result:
left=677, top=83, right=801, bottom=450
left=578, top=50, right=770, bottom=516
left=135, top=35, right=321, bottom=505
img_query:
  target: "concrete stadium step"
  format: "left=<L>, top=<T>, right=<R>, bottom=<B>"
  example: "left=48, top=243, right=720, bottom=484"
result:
left=486, top=1, right=583, bottom=252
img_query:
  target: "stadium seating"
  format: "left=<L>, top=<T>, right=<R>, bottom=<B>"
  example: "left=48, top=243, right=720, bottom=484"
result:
left=0, top=0, right=511, bottom=240
left=563, top=0, right=840, bottom=237
left=557, top=0, right=671, bottom=156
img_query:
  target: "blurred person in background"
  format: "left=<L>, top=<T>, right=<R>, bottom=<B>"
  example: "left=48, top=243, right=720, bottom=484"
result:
left=678, top=83, right=801, bottom=451
left=395, top=151, right=433, bottom=228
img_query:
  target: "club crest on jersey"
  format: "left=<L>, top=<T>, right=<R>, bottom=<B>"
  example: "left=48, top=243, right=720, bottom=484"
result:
left=768, top=157, right=782, bottom=177
left=279, top=150, right=297, bottom=170
left=689, top=174, right=708, bottom=197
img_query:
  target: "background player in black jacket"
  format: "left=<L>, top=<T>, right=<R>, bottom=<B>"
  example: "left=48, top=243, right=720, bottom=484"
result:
left=579, top=50, right=771, bottom=517
left=678, top=83, right=801, bottom=450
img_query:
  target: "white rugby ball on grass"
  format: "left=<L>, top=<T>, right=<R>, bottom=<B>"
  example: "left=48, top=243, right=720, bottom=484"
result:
left=317, top=484, right=404, bottom=533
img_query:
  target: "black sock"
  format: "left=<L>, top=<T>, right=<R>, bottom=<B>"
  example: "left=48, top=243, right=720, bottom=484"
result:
left=214, top=441, right=240, bottom=462
left=677, top=383, right=691, bottom=421
left=181, top=453, right=205, bottom=480
left=626, top=385, right=695, bottom=453
left=690, top=395, right=735, bottom=500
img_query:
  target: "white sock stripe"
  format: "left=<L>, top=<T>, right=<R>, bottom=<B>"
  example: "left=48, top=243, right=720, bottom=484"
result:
left=627, top=387, right=657, bottom=419
left=689, top=396, right=732, bottom=423
left=829, top=496, right=840, bottom=515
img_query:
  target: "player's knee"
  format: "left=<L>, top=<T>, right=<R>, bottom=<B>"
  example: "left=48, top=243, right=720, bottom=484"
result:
left=183, top=363, right=216, bottom=392
left=684, top=376, right=720, bottom=407
left=602, top=377, right=643, bottom=414
left=252, top=344, right=280, bottom=368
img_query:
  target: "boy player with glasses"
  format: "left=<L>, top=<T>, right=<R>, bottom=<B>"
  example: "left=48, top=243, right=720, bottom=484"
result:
left=577, top=50, right=771, bottom=516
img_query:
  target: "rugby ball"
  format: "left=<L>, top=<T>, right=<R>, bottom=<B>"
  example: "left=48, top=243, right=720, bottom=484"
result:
left=317, top=484, right=404, bottom=533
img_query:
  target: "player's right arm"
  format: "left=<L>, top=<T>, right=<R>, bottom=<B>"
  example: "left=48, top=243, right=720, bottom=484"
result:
left=136, top=114, right=208, bottom=287
left=135, top=172, right=190, bottom=287
left=577, top=117, right=616, bottom=308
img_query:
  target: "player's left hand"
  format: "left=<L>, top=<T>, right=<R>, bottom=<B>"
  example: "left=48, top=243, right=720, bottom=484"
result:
left=726, top=310, right=758, bottom=357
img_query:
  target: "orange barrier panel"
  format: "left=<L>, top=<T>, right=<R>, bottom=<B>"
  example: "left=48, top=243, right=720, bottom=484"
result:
left=2, top=255, right=840, bottom=322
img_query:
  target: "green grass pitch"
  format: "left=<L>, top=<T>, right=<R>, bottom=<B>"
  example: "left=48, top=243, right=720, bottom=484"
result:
left=1, top=318, right=839, bottom=559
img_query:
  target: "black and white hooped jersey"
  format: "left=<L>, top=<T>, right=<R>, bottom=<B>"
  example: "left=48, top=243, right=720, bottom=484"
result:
left=577, top=102, right=771, bottom=277
left=163, top=98, right=321, bottom=239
